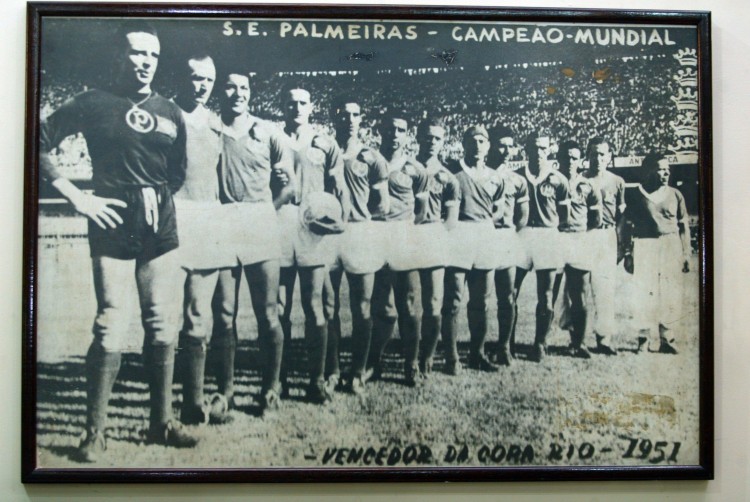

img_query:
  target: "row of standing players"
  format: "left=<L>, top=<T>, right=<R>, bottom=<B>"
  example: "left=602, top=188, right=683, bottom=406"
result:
left=38, top=25, right=692, bottom=463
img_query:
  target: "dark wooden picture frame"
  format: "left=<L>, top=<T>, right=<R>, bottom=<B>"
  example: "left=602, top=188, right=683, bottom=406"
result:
left=23, top=2, right=713, bottom=483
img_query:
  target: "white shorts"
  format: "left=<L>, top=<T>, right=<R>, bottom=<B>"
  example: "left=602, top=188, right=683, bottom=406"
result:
left=222, top=202, right=281, bottom=266
left=385, top=220, right=420, bottom=272
left=338, top=220, right=389, bottom=275
left=410, top=222, right=449, bottom=270
left=588, top=227, right=618, bottom=274
left=277, top=204, right=338, bottom=268
left=445, top=220, right=497, bottom=271
left=174, top=198, right=236, bottom=270
left=560, top=231, right=595, bottom=271
left=518, top=227, right=564, bottom=270
left=494, top=227, right=523, bottom=270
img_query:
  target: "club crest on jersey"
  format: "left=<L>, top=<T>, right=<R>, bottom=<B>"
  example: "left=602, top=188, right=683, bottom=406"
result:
left=349, top=159, right=369, bottom=177
left=539, top=181, right=556, bottom=198
left=574, top=181, right=592, bottom=201
left=125, top=107, right=155, bottom=134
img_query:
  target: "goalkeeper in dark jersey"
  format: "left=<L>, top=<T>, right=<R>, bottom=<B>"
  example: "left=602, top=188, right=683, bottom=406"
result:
left=39, top=21, right=197, bottom=462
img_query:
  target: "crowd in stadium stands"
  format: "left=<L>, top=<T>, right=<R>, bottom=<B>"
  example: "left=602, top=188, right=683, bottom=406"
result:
left=41, top=55, right=679, bottom=179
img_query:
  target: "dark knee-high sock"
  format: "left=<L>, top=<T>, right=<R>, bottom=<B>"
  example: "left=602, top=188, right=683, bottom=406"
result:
left=350, top=315, right=373, bottom=377
left=400, top=314, right=420, bottom=370
left=180, top=337, right=206, bottom=412
left=535, top=305, right=554, bottom=347
left=85, top=342, right=121, bottom=432
left=259, top=324, right=284, bottom=392
left=441, top=312, right=460, bottom=363
left=420, top=314, right=441, bottom=365
left=144, top=343, right=176, bottom=428
left=305, top=320, right=327, bottom=385
left=497, top=307, right=515, bottom=354
left=214, top=335, right=236, bottom=401
left=368, top=315, right=396, bottom=370
left=325, top=316, right=341, bottom=378
left=468, top=309, right=488, bottom=358
left=279, top=317, right=293, bottom=385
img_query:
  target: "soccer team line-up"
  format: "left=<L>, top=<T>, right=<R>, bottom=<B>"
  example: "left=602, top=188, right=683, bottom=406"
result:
left=37, top=21, right=696, bottom=463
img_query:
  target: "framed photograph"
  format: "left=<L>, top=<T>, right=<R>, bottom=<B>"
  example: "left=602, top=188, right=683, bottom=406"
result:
left=23, top=2, right=713, bottom=482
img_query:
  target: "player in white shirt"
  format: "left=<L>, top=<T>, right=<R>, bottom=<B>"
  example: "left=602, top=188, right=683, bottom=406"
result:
left=173, top=53, right=241, bottom=426
left=621, top=152, right=691, bottom=354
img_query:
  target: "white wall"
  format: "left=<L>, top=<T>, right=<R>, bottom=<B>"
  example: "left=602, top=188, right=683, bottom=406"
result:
left=1, top=0, right=747, bottom=500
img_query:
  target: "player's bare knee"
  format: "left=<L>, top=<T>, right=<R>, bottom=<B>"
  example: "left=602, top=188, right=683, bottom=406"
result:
left=424, top=297, right=441, bottom=317
left=92, top=306, right=130, bottom=350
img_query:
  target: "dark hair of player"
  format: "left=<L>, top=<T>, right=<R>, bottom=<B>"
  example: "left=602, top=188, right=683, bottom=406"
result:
left=555, top=140, right=583, bottom=176
left=377, top=107, right=409, bottom=132
left=219, top=68, right=253, bottom=85
left=108, top=21, right=160, bottom=90
left=641, top=151, right=668, bottom=173
left=639, top=150, right=670, bottom=185
left=489, top=125, right=514, bottom=143
left=331, top=94, right=361, bottom=117
left=524, top=128, right=552, bottom=151
left=557, top=139, right=583, bottom=165
left=416, top=116, right=446, bottom=137
left=558, top=140, right=583, bottom=160
left=114, top=20, right=159, bottom=50
left=486, top=125, right=515, bottom=168
left=281, top=80, right=312, bottom=100
left=586, top=136, right=614, bottom=158
left=185, top=51, right=213, bottom=65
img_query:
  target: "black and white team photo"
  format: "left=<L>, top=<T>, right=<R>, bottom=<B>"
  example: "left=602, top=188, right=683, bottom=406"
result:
left=31, top=15, right=704, bottom=469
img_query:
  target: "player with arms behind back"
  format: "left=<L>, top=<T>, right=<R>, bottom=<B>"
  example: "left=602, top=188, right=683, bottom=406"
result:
left=324, top=97, right=390, bottom=395
left=487, top=126, right=529, bottom=366
left=583, top=137, right=626, bottom=355
left=514, top=129, right=570, bottom=362
left=412, top=117, right=460, bottom=376
left=365, top=110, right=430, bottom=388
left=171, top=52, right=243, bottom=426
left=441, top=125, right=502, bottom=374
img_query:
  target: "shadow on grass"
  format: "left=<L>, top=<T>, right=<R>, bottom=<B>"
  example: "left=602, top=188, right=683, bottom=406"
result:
left=37, top=336, right=588, bottom=463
